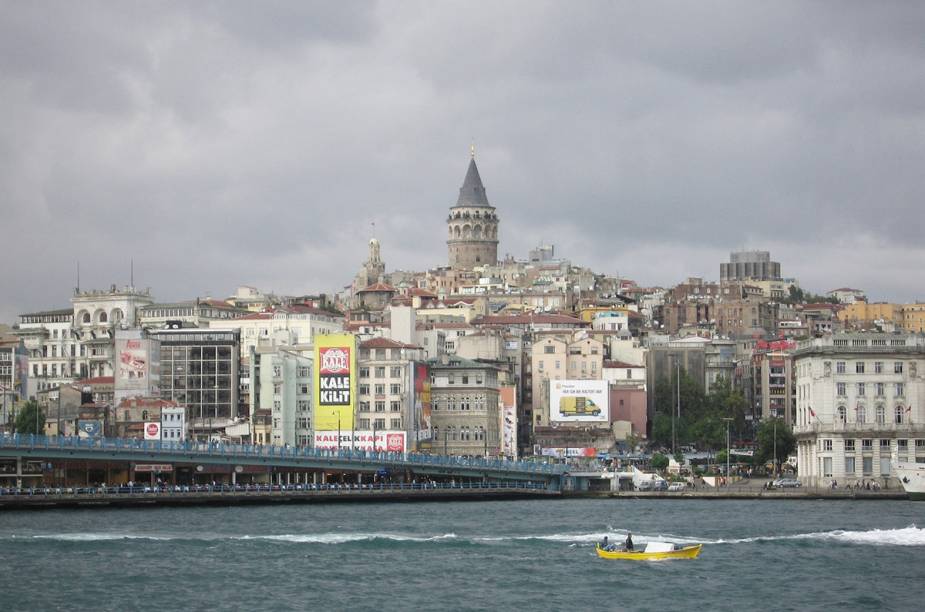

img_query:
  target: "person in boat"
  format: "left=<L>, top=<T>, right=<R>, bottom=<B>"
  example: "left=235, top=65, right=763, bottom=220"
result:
left=600, top=535, right=609, bottom=550
left=624, top=532, right=634, bottom=551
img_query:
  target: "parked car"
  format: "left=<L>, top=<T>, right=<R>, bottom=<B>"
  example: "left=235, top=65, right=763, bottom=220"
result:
left=775, top=478, right=802, bottom=488
left=667, top=482, right=686, bottom=492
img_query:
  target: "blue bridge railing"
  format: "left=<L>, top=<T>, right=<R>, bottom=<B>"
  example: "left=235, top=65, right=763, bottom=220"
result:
left=0, top=434, right=566, bottom=476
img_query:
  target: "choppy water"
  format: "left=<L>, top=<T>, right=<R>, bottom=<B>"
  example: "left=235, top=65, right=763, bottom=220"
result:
left=1, top=499, right=922, bottom=611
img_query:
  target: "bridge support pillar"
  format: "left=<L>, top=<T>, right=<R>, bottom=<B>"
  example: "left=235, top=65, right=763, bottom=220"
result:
left=232, top=471, right=236, bottom=486
left=16, top=456, right=22, bottom=489
left=314, top=472, right=319, bottom=485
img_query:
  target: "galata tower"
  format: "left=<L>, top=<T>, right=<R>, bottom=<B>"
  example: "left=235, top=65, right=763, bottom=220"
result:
left=447, top=149, right=499, bottom=269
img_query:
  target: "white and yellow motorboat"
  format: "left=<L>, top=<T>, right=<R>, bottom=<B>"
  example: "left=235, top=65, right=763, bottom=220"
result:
left=595, top=542, right=702, bottom=560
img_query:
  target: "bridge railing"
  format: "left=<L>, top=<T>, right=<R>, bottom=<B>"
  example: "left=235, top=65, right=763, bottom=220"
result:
left=0, top=480, right=549, bottom=497
left=0, top=434, right=566, bottom=475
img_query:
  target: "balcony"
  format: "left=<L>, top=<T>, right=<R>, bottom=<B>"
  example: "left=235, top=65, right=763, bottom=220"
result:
left=796, top=421, right=919, bottom=435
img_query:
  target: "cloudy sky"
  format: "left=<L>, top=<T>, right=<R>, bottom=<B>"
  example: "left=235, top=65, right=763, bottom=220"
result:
left=2, top=1, right=924, bottom=323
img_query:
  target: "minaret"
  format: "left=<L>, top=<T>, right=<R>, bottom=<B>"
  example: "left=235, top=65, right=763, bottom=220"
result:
left=447, top=148, right=499, bottom=269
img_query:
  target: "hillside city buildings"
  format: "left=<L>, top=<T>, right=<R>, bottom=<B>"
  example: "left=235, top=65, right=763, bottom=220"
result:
left=4, top=152, right=924, bottom=488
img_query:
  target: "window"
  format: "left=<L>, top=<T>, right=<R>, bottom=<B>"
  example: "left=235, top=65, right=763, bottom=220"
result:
left=855, top=405, right=866, bottom=423
left=876, top=405, right=885, bottom=424
left=299, top=384, right=309, bottom=395
left=374, top=384, right=385, bottom=395
left=880, top=439, right=891, bottom=450
left=544, top=345, right=554, bottom=354
left=894, top=362, right=903, bottom=374
left=895, top=383, right=905, bottom=397
left=626, top=369, right=633, bottom=379
left=359, top=401, right=370, bottom=412
left=360, top=384, right=370, bottom=395
left=844, top=439, right=855, bottom=452
left=855, top=362, right=865, bottom=374
left=359, top=367, right=369, bottom=378
left=823, top=439, right=833, bottom=451
left=359, top=419, right=370, bottom=429
left=822, top=456, right=832, bottom=477
left=448, top=374, right=455, bottom=384
left=390, top=418, right=402, bottom=429
left=837, top=406, right=846, bottom=422
left=862, top=457, right=873, bottom=476
left=374, top=418, right=386, bottom=430
left=390, top=367, right=402, bottom=378
left=390, top=401, right=401, bottom=412
left=895, top=406, right=905, bottom=424
left=845, top=457, right=855, bottom=474
left=462, top=375, right=469, bottom=384
left=555, top=360, right=561, bottom=370
left=375, top=367, right=385, bottom=378
left=836, top=362, right=846, bottom=374
left=856, top=383, right=865, bottom=397
left=880, top=457, right=892, bottom=477
left=475, top=376, right=483, bottom=385
left=375, top=401, right=385, bottom=412
left=390, top=384, right=401, bottom=394
left=862, top=439, right=873, bottom=451
left=837, top=383, right=846, bottom=397
left=874, top=362, right=883, bottom=374
left=875, top=383, right=885, bottom=397
left=898, top=439, right=908, bottom=450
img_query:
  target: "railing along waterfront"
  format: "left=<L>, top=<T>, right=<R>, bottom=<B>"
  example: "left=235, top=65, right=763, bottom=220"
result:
left=0, top=480, right=549, bottom=497
left=0, top=434, right=566, bottom=475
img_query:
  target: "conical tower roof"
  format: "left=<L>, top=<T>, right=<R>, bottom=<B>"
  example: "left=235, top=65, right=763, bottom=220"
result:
left=453, top=157, right=493, bottom=209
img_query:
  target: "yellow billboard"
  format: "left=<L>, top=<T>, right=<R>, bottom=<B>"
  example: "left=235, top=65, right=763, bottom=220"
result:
left=313, top=334, right=357, bottom=431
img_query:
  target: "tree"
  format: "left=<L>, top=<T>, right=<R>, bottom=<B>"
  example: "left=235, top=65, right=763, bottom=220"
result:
left=650, top=453, right=669, bottom=471
left=14, top=400, right=44, bottom=435
left=755, top=418, right=796, bottom=470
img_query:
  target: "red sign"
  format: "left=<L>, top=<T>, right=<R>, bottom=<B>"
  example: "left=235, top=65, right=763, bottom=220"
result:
left=386, top=433, right=404, bottom=452
left=144, top=422, right=161, bottom=440
left=319, top=347, right=350, bottom=374
left=134, top=464, right=174, bottom=473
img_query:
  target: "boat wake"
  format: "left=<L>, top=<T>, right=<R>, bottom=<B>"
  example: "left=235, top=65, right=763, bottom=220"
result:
left=6, top=525, right=923, bottom=546
left=716, top=524, right=925, bottom=546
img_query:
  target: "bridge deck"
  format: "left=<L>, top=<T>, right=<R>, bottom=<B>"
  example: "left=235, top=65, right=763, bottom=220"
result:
left=0, top=434, right=565, bottom=482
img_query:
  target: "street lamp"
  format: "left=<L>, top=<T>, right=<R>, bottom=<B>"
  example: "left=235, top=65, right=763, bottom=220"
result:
left=722, top=417, right=733, bottom=485
left=773, top=418, right=778, bottom=478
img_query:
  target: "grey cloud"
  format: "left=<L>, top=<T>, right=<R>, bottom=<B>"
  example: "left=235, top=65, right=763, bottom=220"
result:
left=2, top=1, right=924, bottom=324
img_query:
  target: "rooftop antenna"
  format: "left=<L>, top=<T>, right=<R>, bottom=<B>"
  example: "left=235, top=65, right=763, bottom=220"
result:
left=470, top=141, right=475, bottom=159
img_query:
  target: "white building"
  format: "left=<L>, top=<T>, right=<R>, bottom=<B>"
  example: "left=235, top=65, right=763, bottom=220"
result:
left=250, top=346, right=313, bottom=447
left=211, top=303, right=342, bottom=355
left=17, top=286, right=154, bottom=394
left=794, top=333, right=925, bottom=487
left=160, top=405, right=187, bottom=442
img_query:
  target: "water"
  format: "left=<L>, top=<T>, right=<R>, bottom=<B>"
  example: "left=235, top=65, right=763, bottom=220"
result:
left=1, top=499, right=922, bottom=611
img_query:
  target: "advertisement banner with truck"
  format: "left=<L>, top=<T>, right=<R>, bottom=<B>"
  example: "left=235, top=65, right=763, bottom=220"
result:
left=313, top=334, right=357, bottom=431
left=550, top=379, right=609, bottom=422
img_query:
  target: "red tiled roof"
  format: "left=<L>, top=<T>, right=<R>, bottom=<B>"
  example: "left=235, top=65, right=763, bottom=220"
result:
left=432, top=321, right=473, bottom=330
left=74, top=376, right=114, bottom=386
left=359, top=337, right=420, bottom=349
left=359, top=282, right=396, bottom=293
left=238, top=311, right=274, bottom=320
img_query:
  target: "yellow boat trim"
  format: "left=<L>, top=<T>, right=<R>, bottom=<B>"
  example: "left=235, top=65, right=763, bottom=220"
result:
left=595, top=543, right=702, bottom=560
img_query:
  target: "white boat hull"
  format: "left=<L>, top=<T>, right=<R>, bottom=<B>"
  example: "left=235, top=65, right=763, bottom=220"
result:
left=895, top=463, right=925, bottom=500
